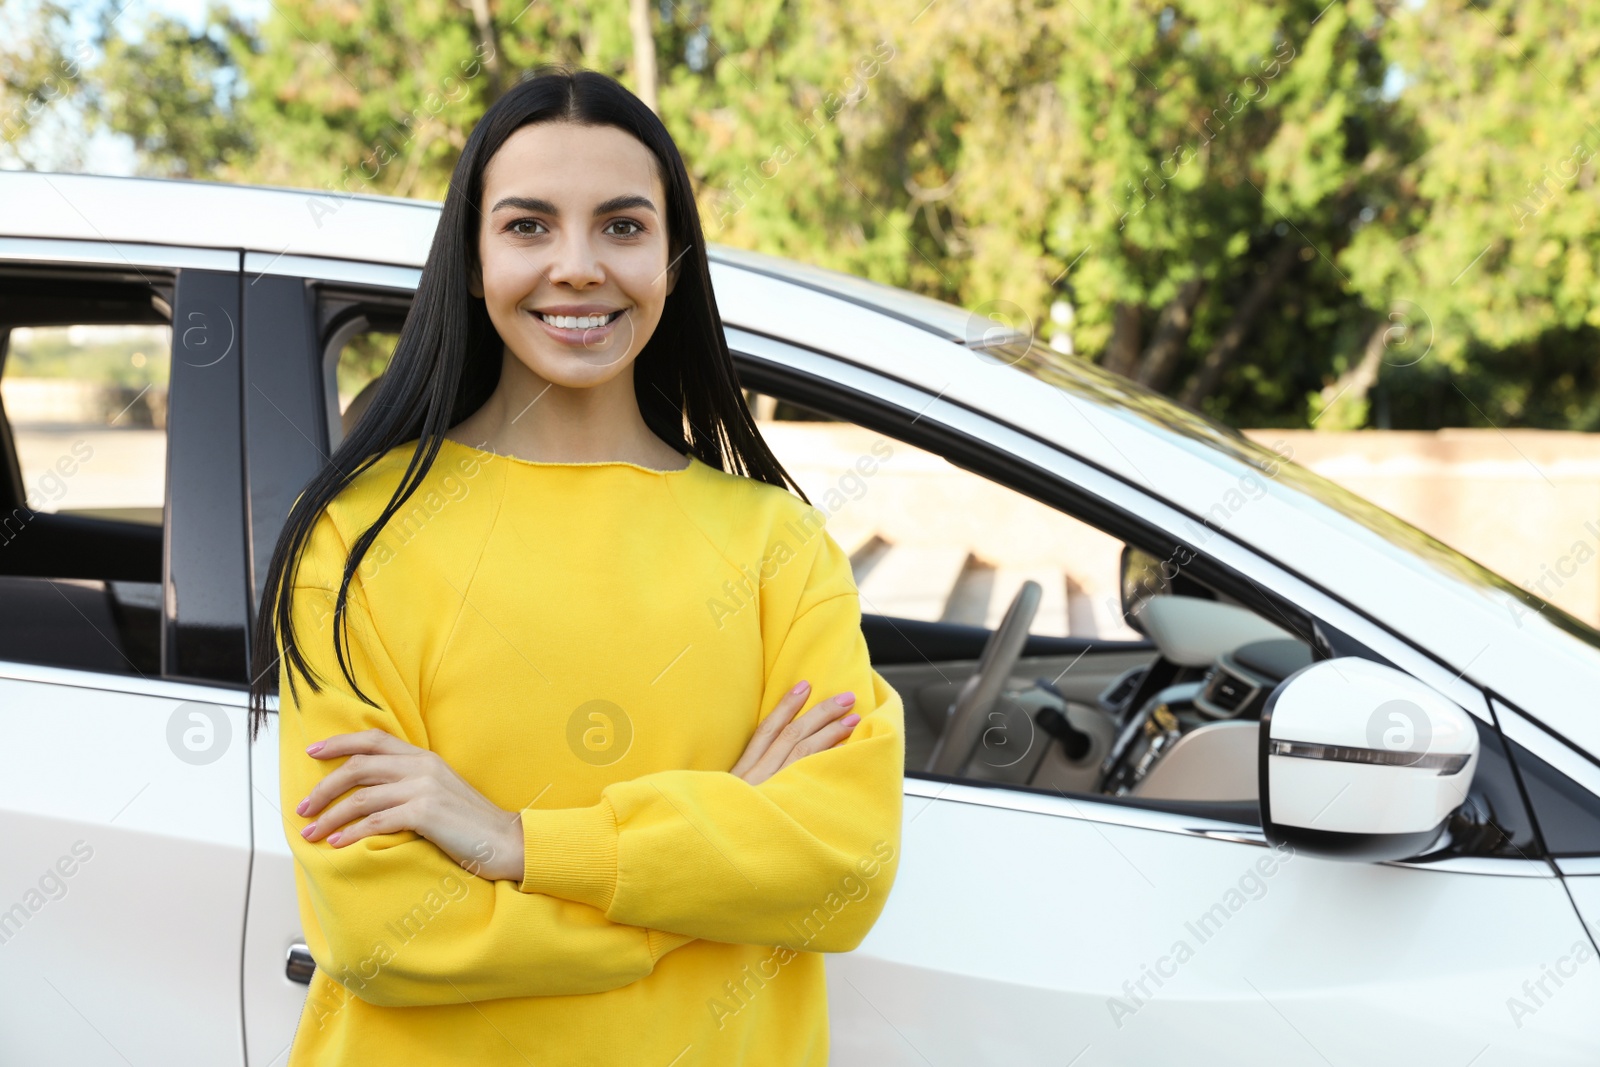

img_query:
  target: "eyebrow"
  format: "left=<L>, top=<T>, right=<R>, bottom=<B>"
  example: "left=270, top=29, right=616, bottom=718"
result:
left=489, top=194, right=658, bottom=217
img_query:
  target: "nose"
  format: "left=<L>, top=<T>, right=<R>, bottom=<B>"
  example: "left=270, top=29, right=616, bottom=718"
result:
left=543, top=227, right=605, bottom=289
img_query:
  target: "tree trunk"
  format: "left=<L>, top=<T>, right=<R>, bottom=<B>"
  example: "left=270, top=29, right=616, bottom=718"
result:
left=1134, top=278, right=1205, bottom=391
left=1178, top=240, right=1299, bottom=407
left=466, top=0, right=503, bottom=103
left=629, top=0, right=659, bottom=114
left=1101, top=302, right=1143, bottom=377
left=1312, top=318, right=1390, bottom=426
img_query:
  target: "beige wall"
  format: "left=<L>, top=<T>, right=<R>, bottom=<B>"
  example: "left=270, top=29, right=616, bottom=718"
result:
left=758, top=421, right=1138, bottom=640
left=1242, top=428, right=1600, bottom=627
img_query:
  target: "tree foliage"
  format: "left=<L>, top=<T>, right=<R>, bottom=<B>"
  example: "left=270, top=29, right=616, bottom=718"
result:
left=1, top=0, right=95, bottom=170
left=62, top=0, right=1600, bottom=433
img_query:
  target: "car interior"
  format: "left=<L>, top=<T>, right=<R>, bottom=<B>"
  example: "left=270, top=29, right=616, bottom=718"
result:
left=868, top=553, right=1313, bottom=819
left=0, top=266, right=170, bottom=676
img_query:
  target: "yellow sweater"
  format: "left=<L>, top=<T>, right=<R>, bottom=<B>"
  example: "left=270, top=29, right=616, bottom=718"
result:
left=276, top=437, right=905, bottom=1066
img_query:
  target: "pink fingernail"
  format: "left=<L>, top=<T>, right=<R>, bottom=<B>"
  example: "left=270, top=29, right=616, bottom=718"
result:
left=295, top=799, right=308, bottom=815
left=791, top=680, right=810, bottom=695
left=327, top=832, right=343, bottom=846
left=301, top=824, right=317, bottom=838
left=306, top=741, right=325, bottom=755
left=837, top=692, right=856, bottom=708
left=841, top=713, right=861, bottom=727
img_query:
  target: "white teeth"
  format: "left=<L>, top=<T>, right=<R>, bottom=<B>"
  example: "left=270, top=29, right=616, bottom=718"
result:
left=538, top=311, right=617, bottom=329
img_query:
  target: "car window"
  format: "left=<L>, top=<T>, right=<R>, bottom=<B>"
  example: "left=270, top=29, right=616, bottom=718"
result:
left=4, top=324, right=168, bottom=523
left=746, top=388, right=1139, bottom=641
left=0, top=272, right=171, bottom=675
left=317, top=285, right=409, bottom=449
left=333, top=327, right=397, bottom=440
left=740, top=377, right=1318, bottom=825
left=994, top=338, right=1600, bottom=656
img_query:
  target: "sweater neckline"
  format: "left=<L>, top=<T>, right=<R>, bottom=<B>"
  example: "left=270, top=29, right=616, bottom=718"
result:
left=437, top=435, right=698, bottom=476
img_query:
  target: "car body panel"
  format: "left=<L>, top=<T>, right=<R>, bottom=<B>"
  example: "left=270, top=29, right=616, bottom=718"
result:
left=832, top=783, right=1600, bottom=1065
left=0, top=667, right=251, bottom=1067
left=243, top=710, right=309, bottom=1067
left=0, top=171, right=440, bottom=270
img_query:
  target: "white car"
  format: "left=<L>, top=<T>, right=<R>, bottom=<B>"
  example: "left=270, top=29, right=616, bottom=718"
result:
left=1, top=171, right=1598, bottom=1066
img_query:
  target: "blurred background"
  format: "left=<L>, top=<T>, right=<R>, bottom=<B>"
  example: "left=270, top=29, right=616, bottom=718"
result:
left=4, top=0, right=1598, bottom=628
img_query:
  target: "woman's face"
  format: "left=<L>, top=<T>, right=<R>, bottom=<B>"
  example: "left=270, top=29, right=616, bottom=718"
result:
left=470, top=120, right=678, bottom=389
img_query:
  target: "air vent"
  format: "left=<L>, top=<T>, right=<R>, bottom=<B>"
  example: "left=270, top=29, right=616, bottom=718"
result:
left=1194, top=662, right=1260, bottom=719
left=1207, top=671, right=1250, bottom=711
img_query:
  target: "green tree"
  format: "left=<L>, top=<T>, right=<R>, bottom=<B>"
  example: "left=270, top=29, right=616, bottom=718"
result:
left=76, top=0, right=1600, bottom=436
left=0, top=0, right=94, bottom=170
left=1339, top=0, right=1600, bottom=431
left=91, top=4, right=254, bottom=178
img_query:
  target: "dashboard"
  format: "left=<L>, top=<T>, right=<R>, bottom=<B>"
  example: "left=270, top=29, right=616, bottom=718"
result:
left=997, top=596, right=1319, bottom=805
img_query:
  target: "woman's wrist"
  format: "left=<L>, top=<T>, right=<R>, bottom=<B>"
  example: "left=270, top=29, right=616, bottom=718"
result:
left=469, top=810, right=527, bottom=882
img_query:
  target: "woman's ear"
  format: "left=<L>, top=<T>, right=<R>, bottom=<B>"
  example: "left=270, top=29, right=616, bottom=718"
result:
left=467, top=255, right=484, bottom=299
left=666, top=253, right=680, bottom=296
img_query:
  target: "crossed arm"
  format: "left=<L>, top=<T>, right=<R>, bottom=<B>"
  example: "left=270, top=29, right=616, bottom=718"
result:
left=279, top=517, right=904, bottom=1008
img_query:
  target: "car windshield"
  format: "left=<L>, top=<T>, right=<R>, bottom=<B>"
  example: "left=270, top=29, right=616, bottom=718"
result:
left=987, top=339, right=1600, bottom=656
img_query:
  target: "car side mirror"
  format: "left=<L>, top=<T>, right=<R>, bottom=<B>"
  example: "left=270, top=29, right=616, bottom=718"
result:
left=1118, top=546, right=1165, bottom=636
left=1259, top=658, right=1479, bottom=862
left=1118, top=544, right=1219, bottom=635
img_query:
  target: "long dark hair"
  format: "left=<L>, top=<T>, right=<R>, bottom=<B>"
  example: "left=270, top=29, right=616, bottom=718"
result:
left=247, top=64, right=807, bottom=741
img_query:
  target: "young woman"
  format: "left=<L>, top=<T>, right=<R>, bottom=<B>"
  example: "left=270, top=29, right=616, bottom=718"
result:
left=247, top=66, right=905, bottom=1065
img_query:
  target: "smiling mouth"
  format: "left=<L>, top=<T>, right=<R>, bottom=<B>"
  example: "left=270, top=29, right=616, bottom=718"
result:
left=532, top=309, right=627, bottom=330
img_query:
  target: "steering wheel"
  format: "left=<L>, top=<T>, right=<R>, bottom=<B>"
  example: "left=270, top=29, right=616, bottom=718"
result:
left=925, top=580, right=1041, bottom=776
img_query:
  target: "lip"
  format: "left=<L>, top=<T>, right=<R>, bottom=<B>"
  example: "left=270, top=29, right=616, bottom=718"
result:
left=528, top=307, right=626, bottom=346
left=532, top=303, right=627, bottom=315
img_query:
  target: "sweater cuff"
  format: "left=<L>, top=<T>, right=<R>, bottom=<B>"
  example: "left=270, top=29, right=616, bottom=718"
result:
left=648, top=928, right=696, bottom=962
left=518, top=799, right=621, bottom=911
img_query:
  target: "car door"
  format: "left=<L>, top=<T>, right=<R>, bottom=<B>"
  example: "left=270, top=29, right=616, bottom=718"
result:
left=0, top=244, right=253, bottom=1065
left=725, top=337, right=1600, bottom=1066
left=237, top=259, right=418, bottom=1064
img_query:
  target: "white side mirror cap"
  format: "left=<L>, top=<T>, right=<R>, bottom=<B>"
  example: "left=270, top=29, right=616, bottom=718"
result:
left=1261, top=658, right=1479, bottom=862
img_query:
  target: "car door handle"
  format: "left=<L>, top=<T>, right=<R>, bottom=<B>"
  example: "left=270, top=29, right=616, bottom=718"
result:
left=286, top=942, right=315, bottom=985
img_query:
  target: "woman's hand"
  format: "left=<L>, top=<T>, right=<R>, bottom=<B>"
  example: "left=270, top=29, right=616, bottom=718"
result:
left=730, top=680, right=861, bottom=787
left=294, top=729, right=525, bottom=881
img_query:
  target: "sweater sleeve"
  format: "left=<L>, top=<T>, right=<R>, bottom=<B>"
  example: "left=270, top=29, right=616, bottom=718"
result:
left=277, top=511, right=694, bottom=1009
left=516, top=516, right=906, bottom=952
